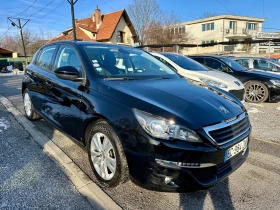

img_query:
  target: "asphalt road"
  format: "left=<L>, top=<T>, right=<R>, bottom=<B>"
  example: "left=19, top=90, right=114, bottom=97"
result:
left=0, top=74, right=279, bottom=210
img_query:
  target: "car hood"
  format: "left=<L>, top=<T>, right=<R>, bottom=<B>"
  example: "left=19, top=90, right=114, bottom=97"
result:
left=178, top=69, right=244, bottom=89
left=98, top=78, right=244, bottom=130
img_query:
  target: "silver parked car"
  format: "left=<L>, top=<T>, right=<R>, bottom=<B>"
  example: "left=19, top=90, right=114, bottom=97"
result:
left=232, top=57, right=280, bottom=74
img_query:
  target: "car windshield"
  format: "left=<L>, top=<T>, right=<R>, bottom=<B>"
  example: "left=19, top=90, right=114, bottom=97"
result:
left=162, top=53, right=209, bottom=71
left=220, top=57, right=247, bottom=71
left=83, top=44, right=179, bottom=80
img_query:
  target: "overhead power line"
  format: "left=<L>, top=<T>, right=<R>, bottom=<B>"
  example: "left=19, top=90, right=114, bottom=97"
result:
left=25, top=0, right=56, bottom=18
left=38, top=0, right=65, bottom=19
left=0, top=25, right=13, bottom=39
left=12, top=0, right=38, bottom=17
left=215, top=0, right=234, bottom=14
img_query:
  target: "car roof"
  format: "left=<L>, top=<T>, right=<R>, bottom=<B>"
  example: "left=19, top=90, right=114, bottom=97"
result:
left=188, top=55, right=225, bottom=59
left=231, top=56, right=267, bottom=60
left=48, top=40, right=138, bottom=49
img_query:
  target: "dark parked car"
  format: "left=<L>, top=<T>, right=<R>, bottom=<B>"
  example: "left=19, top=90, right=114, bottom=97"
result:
left=189, top=55, right=280, bottom=103
left=22, top=41, right=250, bottom=192
left=231, top=57, right=280, bottom=74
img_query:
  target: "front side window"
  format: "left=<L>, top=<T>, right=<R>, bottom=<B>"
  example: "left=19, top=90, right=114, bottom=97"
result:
left=204, top=58, right=223, bottom=71
left=36, top=45, right=57, bottom=70
left=83, top=44, right=178, bottom=80
left=220, top=57, right=247, bottom=71
left=54, top=45, right=82, bottom=72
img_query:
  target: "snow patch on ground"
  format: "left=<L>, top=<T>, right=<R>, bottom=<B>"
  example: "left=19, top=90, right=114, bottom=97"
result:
left=0, top=117, right=10, bottom=132
left=247, top=107, right=264, bottom=113
left=248, top=103, right=264, bottom=107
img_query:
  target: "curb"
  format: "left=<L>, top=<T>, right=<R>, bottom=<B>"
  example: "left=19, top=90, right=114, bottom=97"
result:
left=0, top=94, right=122, bottom=210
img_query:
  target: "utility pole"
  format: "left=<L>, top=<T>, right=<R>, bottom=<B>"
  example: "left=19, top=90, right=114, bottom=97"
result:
left=8, top=17, right=29, bottom=65
left=67, top=0, right=78, bottom=41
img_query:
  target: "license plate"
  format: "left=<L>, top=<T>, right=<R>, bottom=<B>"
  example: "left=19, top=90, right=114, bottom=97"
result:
left=224, top=137, right=248, bottom=161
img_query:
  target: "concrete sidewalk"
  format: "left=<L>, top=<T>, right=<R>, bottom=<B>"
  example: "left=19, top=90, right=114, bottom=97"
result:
left=0, top=95, right=121, bottom=209
left=0, top=102, right=94, bottom=209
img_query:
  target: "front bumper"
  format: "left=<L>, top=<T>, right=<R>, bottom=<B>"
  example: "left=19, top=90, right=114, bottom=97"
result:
left=229, top=89, right=245, bottom=101
left=122, top=126, right=250, bottom=192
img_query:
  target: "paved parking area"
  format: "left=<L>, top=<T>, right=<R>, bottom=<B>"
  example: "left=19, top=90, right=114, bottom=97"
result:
left=0, top=74, right=279, bottom=210
left=244, top=102, right=280, bottom=143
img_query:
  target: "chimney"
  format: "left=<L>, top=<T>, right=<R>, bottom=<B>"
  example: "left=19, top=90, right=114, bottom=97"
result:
left=94, top=5, right=102, bottom=30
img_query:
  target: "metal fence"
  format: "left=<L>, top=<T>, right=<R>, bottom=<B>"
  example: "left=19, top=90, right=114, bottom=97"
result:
left=0, top=57, right=32, bottom=71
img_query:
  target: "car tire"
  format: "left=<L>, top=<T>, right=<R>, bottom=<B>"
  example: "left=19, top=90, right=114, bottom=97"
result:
left=245, top=81, right=269, bottom=103
left=23, top=89, right=41, bottom=120
left=86, top=120, right=129, bottom=187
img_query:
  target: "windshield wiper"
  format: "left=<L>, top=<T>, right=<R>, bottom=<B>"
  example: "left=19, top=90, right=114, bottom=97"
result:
left=104, top=77, right=137, bottom=81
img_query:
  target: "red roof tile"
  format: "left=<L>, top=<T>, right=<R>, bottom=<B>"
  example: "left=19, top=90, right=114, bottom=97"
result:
left=49, top=9, right=139, bottom=43
left=96, top=10, right=124, bottom=41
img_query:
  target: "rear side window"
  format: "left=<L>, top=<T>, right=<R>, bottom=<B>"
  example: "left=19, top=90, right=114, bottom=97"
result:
left=235, top=59, right=249, bottom=68
left=36, top=45, right=57, bottom=70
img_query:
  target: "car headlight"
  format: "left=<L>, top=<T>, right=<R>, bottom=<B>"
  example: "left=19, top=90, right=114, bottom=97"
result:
left=271, top=80, right=280, bottom=87
left=199, top=78, right=228, bottom=89
left=133, top=109, right=202, bottom=142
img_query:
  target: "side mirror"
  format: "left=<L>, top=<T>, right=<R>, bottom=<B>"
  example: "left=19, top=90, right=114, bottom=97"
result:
left=54, top=66, right=81, bottom=81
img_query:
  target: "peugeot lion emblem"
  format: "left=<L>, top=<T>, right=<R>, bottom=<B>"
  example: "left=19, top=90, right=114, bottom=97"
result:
left=219, top=106, right=229, bottom=114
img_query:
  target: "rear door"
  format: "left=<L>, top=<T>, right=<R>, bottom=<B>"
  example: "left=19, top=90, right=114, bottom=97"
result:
left=26, top=44, right=58, bottom=116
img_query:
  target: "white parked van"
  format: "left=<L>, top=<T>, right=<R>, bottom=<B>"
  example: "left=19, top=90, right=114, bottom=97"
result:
left=151, top=52, right=245, bottom=101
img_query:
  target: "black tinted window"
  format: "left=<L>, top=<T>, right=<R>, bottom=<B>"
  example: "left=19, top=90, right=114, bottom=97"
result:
left=235, top=59, right=249, bottom=68
left=204, top=58, right=223, bottom=71
left=36, top=45, right=56, bottom=70
left=162, top=53, right=208, bottom=71
left=54, top=45, right=82, bottom=71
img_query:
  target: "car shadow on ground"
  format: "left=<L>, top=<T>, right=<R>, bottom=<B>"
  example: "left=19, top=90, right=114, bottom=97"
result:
left=179, top=178, right=234, bottom=210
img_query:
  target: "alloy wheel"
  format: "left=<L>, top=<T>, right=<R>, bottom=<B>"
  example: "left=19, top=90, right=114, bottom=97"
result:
left=90, top=132, right=116, bottom=180
left=245, top=83, right=266, bottom=102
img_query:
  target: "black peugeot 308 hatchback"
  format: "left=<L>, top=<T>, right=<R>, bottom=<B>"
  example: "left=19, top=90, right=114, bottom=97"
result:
left=22, top=41, right=251, bottom=192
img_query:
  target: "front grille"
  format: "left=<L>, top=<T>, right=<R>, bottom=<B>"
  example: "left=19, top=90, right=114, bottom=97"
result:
left=229, top=89, right=245, bottom=101
left=204, top=113, right=250, bottom=145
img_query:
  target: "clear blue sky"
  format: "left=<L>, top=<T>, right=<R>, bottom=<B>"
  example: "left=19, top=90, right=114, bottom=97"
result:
left=0, top=0, right=279, bottom=39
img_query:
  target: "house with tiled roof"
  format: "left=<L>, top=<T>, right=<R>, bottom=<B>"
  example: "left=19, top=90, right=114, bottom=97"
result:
left=50, top=7, right=139, bottom=46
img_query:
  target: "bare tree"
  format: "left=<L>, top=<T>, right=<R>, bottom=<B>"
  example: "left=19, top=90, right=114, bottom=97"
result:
left=0, top=28, right=51, bottom=56
left=199, top=12, right=220, bottom=19
left=146, top=11, right=192, bottom=46
left=127, top=0, right=162, bottom=44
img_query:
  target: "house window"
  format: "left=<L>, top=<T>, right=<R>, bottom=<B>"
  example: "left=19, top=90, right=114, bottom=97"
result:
left=247, top=23, right=257, bottom=30
left=274, top=48, right=280, bottom=53
left=117, top=31, right=125, bottom=43
left=202, top=22, right=214, bottom=31
left=179, top=26, right=185, bottom=34
left=259, top=48, right=267, bottom=54
left=229, top=21, right=237, bottom=29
